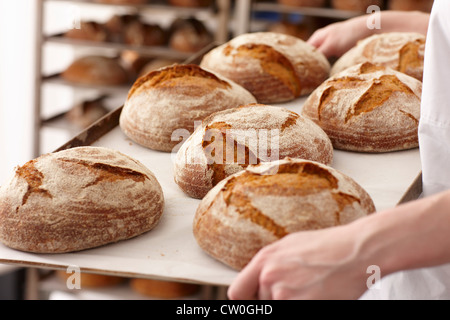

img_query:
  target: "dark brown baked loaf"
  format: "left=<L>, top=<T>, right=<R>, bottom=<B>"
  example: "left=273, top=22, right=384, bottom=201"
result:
left=0, top=147, right=164, bottom=253
left=193, top=158, right=376, bottom=270
left=331, top=0, right=383, bottom=12
left=276, top=0, right=327, bottom=7
left=168, top=0, right=212, bottom=7
left=123, top=20, right=166, bottom=47
left=64, top=21, right=109, bottom=42
left=119, top=64, right=257, bottom=152
left=174, top=104, right=334, bottom=199
left=200, top=32, right=330, bottom=104
left=130, top=278, right=201, bottom=298
left=62, top=56, right=129, bottom=86
left=331, top=32, right=426, bottom=81
left=168, top=18, right=213, bottom=53
left=302, top=62, right=422, bottom=153
left=388, top=0, right=434, bottom=12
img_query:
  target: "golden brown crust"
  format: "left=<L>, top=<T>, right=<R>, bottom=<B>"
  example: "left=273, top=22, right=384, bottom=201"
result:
left=56, top=271, right=125, bottom=288
left=130, top=278, right=201, bottom=298
left=200, top=32, right=330, bottom=104
left=302, top=62, right=422, bottom=153
left=331, top=32, right=426, bottom=81
left=62, top=56, right=129, bottom=86
left=193, top=158, right=375, bottom=270
left=174, top=104, right=334, bottom=199
left=120, top=64, right=257, bottom=152
left=0, top=147, right=164, bottom=253
left=168, top=0, right=212, bottom=7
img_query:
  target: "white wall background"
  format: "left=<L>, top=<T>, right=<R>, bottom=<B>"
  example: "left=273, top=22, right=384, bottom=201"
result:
left=0, top=0, right=37, bottom=184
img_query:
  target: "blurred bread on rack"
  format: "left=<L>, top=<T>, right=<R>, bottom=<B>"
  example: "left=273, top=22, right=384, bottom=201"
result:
left=276, top=0, right=327, bottom=7
left=64, top=21, right=109, bottom=42
left=168, top=0, right=212, bottom=7
left=266, top=20, right=311, bottom=41
left=65, top=97, right=110, bottom=129
left=94, top=0, right=148, bottom=4
left=123, top=20, right=167, bottom=47
left=130, top=278, right=201, bottom=299
left=388, top=0, right=434, bottom=12
left=331, top=0, right=384, bottom=12
left=103, top=14, right=139, bottom=43
left=56, top=270, right=126, bottom=289
left=168, top=18, right=213, bottom=53
left=62, top=56, right=130, bottom=86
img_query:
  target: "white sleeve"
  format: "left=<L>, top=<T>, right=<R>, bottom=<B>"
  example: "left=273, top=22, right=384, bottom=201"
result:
left=419, top=0, right=450, bottom=197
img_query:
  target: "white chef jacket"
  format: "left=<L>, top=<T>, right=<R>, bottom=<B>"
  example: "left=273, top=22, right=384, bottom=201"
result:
left=361, top=0, right=450, bottom=300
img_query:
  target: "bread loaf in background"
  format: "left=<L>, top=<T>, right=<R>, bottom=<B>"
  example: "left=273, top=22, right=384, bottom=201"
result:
left=130, top=278, right=201, bottom=299
left=62, top=56, right=130, bottom=86
left=174, top=104, right=334, bottom=199
left=200, top=32, right=330, bottom=104
left=168, top=0, right=212, bottom=7
left=0, top=147, right=164, bottom=253
left=388, top=0, right=434, bottom=12
left=276, top=0, right=326, bottom=7
left=331, top=0, right=383, bottom=12
left=120, top=64, right=257, bottom=152
left=168, top=18, right=213, bottom=53
left=64, top=21, right=109, bottom=42
left=331, top=32, right=426, bottom=81
left=302, top=62, right=422, bottom=153
left=193, top=158, right=376, bottom=270
left=56, top=271, right=126, bottom=288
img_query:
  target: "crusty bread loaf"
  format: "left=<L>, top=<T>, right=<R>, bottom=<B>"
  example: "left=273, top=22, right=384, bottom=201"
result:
left=331, top=32, right=426, bottom=81
left=130, top=278, right=201, bottom=299
left=174, top=104, right=334, bottom=199
left=138, top=58, right=180, bottom=78
left=200, top=32, right=330, bottom=104
left=0, top=147, right=164, bottom=253
left=331, top=0, right=383, bottom=12
left=276, top=0, right=326, bottom=7
left=194, top=158, right=375, bottom=270
left=302, top=62, right=422, bottom=153
left=56, top=271, right=125, bottom=288
left=119, top=64, right=257, bottom=152
left=266, top=21, right=311, bottom=41
left=64, top=21, right=109, bottom=42
left=168, top=18, right=213, bottom=53
left=388, top=0, right=434, bottom=12
left=62, top=56, right=129, bottom=86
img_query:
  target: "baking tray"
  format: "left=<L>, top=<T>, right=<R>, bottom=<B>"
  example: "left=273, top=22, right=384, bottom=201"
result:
left=0, top=93, right=423, bottom=287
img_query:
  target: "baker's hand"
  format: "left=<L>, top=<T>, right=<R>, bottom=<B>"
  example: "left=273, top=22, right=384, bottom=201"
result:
left=227, top=227, right=369, bottom=300
left=307, top=17, right=371, bottom=58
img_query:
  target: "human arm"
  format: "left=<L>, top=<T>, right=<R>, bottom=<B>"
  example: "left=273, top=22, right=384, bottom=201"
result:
left=307, top=10, right=430, bottom=58
left=227, top=189, right=450, bottom=300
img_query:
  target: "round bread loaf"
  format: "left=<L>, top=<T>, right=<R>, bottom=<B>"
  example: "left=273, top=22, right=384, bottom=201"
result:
left=276, top=0, right=326, bottom=7
left=130, top=278, right=201, bottom=299
left=168, top=18, right=213, bottom=53
left=302, top=62, right=422, bottom=153
left=119, top=64, right=257, bottom=152
left=174, top=104, right=334, bottom=199
left=331, top=0, right=383, bottom=12
left=193, top=158, right=376, bottom=270
left=200, top=32, right=330, bottom=104
left=331, top=32, right=426, bottom=81
left=123, top=20, right=166, bottom=47
left=64, top=21, right=109, bottom=42
left=0, top=147, right=164, bottom=253
left=62, top=56, right=129, bottom=86
left=388, top=0, right=434, bottom=12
